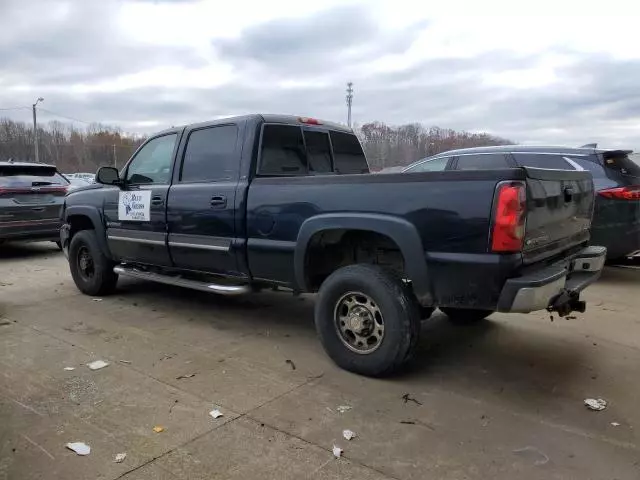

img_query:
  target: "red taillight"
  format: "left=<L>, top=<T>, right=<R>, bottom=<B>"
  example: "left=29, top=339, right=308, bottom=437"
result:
left=298, top=117, right=322, bottom=125
left=598, top=185, right=640, bottom=200
left=491, top=183, right=526, bottom=253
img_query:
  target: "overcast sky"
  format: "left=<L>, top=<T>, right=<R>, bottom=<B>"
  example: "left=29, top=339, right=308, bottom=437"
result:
left=1, top=0, right=639, bottom=147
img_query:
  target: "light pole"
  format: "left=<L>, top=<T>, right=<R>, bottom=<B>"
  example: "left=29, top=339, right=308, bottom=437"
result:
left=32, top=97, right=44, bottom=162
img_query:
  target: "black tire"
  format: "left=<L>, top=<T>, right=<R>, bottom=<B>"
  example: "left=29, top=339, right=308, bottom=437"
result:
left=314, top=264, right=421, bottom=377
left=440, top=307, right=493, bottom=324
left=68, top=230, right=118, bottom=296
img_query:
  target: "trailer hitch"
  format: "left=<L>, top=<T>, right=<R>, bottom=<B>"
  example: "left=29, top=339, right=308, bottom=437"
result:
left=547, top=289, right=586, bottom=317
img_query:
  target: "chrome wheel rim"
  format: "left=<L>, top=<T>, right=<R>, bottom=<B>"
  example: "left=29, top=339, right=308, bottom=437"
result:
left=334, top=292, right=384, bottom=354
left=77, top=246, right=95, bottom=280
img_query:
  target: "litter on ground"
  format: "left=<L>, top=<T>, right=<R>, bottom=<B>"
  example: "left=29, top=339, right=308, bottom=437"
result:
left=119, top=360, right=132, bottom=364
left=176, top=373, right=197, bottom=380
left=114, top=453, right=127, bottom=463
left=153, top=426, right=164, bottom=433
left=66, top=442, right=90, bottom=456
left=336, top=405, right=352, bottom=414
left=92, top=298, right=103, bottom=302
left=63, top=367, right=75, bottom=371
left=584, top=398, right=607, bottom=411
left=87, top=360, right=109, bottom=371
left=342, top=429, right=356, bottom=440
left=332, top=445, right=343, bottom=458
left=611, top=422, right=621, bottom=427
left=209, top=409, right=223, bottom=419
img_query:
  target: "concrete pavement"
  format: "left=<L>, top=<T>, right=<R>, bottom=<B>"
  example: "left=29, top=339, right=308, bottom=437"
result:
left=1, top=242, right=639, bottom=479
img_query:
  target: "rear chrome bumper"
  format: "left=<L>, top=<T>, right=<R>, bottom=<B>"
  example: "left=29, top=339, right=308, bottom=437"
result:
left=497, top=245, right=607, bottom=315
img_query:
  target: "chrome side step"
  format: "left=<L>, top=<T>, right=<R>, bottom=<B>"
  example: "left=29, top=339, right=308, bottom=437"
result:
left=113, top=266, right=251, bottom=296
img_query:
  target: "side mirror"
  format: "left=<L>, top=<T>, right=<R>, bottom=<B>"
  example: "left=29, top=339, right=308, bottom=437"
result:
left=96, top=167, right=121, bottom=185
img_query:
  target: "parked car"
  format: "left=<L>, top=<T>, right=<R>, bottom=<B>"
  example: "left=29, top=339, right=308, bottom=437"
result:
left=403, top=145, right=640, bottom=261
left=0, top=161, right=69, bottom=247
left=66, top=172, right=95, bottom=183
left=66, top=177, right=93, bottom=192
left=60, top=114, right=605, bottom=376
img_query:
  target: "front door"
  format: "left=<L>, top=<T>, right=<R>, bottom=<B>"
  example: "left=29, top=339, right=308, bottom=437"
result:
left=166, top=123, right=242, bottom=276
left=104, top=133, right=179, bottom=266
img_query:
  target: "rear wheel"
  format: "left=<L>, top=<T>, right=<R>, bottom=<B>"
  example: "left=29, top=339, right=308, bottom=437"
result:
left=440, top=307, right=493, bottom=324
left=314, top=264, right=421, bottom=377
left=69, top=230, right=118, bottom=296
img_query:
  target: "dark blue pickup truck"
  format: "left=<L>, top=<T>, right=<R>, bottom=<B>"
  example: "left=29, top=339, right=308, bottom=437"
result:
left=60, top=114, right=606, bottom=376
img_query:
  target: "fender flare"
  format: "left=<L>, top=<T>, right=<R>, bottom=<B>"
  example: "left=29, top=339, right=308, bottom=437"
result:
left=294, top=213, right=431, bottom=299
left=64, top=205, right=112, bottom=259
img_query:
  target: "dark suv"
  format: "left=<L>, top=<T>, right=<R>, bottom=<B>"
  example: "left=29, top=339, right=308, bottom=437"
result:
left=403, top=146, right=640, bottom=261
left=0, top=161, right=69, bottom=246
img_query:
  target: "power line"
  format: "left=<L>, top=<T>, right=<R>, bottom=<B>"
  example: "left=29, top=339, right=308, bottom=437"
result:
left=37, top=108, right=90, bottom=124
left=0, top=106, right=30, bottom=111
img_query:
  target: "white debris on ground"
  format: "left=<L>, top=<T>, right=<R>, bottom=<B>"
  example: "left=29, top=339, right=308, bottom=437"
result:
left=336, top=405, right=352, bottom=414
left=584, top=398, right=607, bottom=411
left=63, top=367, right=75, bottom=371
left=114, top=452, right=127, bottom=463
left=611, top=422, right=620, bottom=427
left=209, top=409, right=223, bottom=419
left=342, top=429, right=356, bottom=441
left=87, top=360, right=109, bottom=371
left=66, top=442, right=91, bottom=456
left=92, top=298, right=103, bottom=302
left=332, top=445, right=343, bottom=458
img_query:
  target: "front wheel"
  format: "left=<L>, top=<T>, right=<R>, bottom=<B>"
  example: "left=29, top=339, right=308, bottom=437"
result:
left=68, top=230, right=118, bottom=296
left=440, top=307, right=493, bottom=324
left=314, top=264, right=421, bottom=377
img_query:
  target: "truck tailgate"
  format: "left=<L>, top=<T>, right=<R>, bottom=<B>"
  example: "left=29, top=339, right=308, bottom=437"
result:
left=522, top=167, right=594, bottom=264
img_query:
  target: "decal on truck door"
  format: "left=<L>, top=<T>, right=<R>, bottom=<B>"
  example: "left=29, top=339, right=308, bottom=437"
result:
left=118, top=191, right=151, bottom=221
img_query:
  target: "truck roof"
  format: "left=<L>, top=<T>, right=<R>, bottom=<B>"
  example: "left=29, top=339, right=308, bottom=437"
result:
left=154, top=114, right=353, bottom=136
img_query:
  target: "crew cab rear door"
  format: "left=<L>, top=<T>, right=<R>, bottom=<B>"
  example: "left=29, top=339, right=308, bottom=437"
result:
left=166, top=122, right=243, bottom=275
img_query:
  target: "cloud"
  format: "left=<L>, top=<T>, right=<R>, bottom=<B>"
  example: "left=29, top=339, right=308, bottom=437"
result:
left=1, top=0, right=640, bottom=150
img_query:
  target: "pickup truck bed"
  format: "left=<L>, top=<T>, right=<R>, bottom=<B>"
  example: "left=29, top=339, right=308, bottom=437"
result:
left=60, top=114, right=606, bottom=376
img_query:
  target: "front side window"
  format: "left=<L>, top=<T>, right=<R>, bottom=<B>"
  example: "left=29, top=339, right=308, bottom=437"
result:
left=404, top=156, right=450, bottom=173
left=126, top=134, right=177, bottom=184
left=181, top=125, right=239, bottom=182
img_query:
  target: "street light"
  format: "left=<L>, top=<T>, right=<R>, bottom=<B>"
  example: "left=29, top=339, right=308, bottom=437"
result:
left=32, top=97, right=44, bottom=162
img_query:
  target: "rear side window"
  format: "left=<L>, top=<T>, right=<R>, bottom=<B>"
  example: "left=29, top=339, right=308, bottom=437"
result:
left=564, top=155, right=606, bottom=176
left=513, top=153, right=572, bottom=169
left=602, top=151, right=640, bottom=177
left=0, top=166, right=68, bottom=187
left=404, top=156, right=450, bottom=172
left=259, top=125, right=307, bottom=176
left=330, top=131, right=368, bottom=174
left=455, top=154, right=510, bottom=170
left=181, top=125, right=239, bottom=182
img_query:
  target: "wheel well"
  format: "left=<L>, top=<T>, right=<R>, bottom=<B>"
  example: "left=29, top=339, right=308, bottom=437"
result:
left=68, top=215, right=95, bottom=237
left=304, top=229, right=405, bottom=292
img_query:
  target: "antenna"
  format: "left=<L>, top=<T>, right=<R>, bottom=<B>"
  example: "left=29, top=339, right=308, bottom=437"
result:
left=346, top=82, right=354, bottom=128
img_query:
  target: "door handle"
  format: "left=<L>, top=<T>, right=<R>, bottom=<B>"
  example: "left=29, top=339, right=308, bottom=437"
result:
left=210, top=195, right=227, bottom=207
left=151, top=195, right=164, bottom=206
